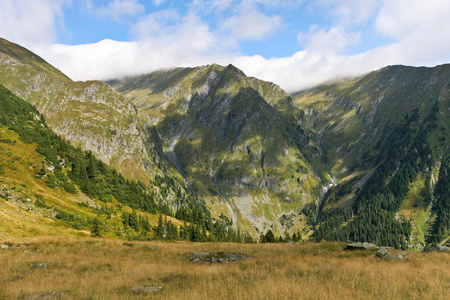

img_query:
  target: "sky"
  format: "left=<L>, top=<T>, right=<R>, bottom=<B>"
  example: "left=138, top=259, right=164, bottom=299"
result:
left=0, top=0, right=449, bottom=92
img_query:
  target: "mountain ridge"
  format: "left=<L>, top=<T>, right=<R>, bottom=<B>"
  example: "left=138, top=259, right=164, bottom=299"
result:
left=0, top=36, right=449, bottom=247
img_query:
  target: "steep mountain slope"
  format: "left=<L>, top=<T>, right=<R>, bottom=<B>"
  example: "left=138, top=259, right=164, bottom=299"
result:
left=294, top=64, right=450, bottom=248
left=109, top=64, right=327, bottom=236
left=0, top=83, right=167, bottom=238
left=1, top=37, right=448, bottom=247
left=0, top=38, right=163, bottom=183
left=0, top=83, right=245, bottom=242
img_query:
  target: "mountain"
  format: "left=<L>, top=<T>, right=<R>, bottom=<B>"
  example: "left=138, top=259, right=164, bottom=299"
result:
left=0, top=82, right=160, bottom=238
left=0, top=82, right=247, bottom=242
left=108, top=64, right=327, bottom=236
left=294, top=64, right=450, bottom=248
left=0, top=37, right=166, bottom=183
left=0, top=37, right=448, bottom=247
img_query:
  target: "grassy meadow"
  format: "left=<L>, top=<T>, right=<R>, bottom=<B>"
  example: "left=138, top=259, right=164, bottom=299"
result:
left=1, top=237, right=449, bottom=299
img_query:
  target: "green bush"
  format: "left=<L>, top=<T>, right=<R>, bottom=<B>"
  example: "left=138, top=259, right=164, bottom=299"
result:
left=63, top=183, right=77, bottom=194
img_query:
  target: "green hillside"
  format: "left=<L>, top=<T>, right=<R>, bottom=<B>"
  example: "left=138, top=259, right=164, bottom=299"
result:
left=0, top=83, right=249, bottom=242
left=295, top=64, right=450, bottom=248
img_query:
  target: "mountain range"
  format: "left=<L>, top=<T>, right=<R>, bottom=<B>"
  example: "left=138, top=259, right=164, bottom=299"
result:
left=0, top=37, right=448, bottom=248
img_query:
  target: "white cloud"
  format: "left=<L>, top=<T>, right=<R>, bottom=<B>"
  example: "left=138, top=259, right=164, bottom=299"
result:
left=92, top=0, right=145, bottom=21
left=219, top=4, right=283, bottom=42
left=2, top=0, right=450, bottom=95
left=152, top=0, right=167, bottom=6
left=0, top=0, right=67, bottom=46
left=131, top=10, right=216, bottom=54
left=297, top=25, right=361, bottom=54
left=373, top=0, right=450, bottom=65
left=229, top=51, right=383, bottom=93
left=314, top=0, right=381, bottom=26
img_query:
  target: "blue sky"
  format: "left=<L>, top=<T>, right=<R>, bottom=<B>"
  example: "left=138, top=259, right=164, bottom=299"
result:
left=1, top=0, right=450, bottom=92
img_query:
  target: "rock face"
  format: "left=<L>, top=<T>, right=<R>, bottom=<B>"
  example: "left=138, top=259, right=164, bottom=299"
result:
left=109, top=64, right=324, bottom=236
left=189, top=251, right=253, bottom=264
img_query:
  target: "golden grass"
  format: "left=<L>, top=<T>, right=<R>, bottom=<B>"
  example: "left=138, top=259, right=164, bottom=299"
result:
left=0, top=237, right=449, bottom=299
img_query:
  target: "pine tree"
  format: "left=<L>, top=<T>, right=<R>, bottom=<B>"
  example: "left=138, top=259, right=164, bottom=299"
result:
left=156, top=213, right=164, bottom=238
left=91, top=217, right=101, bottom=237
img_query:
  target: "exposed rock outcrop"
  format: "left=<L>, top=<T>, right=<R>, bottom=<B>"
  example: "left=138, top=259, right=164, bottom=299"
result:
left=189, top=251, right=253, bottom=264
left=345, top=242, right=379, bottom=250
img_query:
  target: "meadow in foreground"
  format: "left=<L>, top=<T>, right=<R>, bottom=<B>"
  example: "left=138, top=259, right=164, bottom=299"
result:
left=0, top=236, right=449, bottom=299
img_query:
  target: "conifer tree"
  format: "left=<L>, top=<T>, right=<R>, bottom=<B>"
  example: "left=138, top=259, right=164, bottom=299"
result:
left=91, top=217, right=101, bottom=237
left=156, top=213, right=164, bottom=238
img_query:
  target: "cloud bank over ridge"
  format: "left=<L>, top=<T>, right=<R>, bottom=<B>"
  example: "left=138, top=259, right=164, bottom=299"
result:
left=0, top=0, right=449, bottom=92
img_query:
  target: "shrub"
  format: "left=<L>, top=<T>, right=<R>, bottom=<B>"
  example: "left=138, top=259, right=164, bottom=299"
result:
left=63, top=183, right=77, bottom=194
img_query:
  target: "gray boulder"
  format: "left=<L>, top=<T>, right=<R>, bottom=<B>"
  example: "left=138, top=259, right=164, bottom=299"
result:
left=396, top=253, right=405, bottom=260
left=345, top=242, right=379, bottom=250
left=191, top=251, right=210, bottom=258
left=130, top=286, right=162, bottom=294
left=375, top=247, right=394, bottom=260
left=189, top=251, right=252, bottom=264
left=439, top=245, right=450, bottom=252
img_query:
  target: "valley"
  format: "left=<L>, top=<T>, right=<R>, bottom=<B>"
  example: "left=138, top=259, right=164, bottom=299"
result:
left=0, top=37, right=449, bottom=250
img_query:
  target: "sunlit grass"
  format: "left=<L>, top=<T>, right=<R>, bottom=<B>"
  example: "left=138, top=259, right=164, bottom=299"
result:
left=0, top=237, right=448, bottom=299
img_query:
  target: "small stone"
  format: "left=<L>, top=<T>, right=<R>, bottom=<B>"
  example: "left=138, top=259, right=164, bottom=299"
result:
left=31, top=262, right=54, bottom=269
left=1, top=244, right=9, bottom=249
left=396, top=253, right=404, bottom=260
left=130, top=286, right=162, bottom=294
left=12, top=274, right=26, bottom=281
left=25, top=251, right=35, bottom=255
left=24, top=291, right=69, bottom=299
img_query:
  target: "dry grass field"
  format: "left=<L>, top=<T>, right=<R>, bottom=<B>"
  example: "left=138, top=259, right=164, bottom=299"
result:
left=1, top=236, right=449, bottom=299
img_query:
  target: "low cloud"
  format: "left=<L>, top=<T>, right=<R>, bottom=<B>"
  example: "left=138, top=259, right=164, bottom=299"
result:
left=2, top=0, right=450, bottom=94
